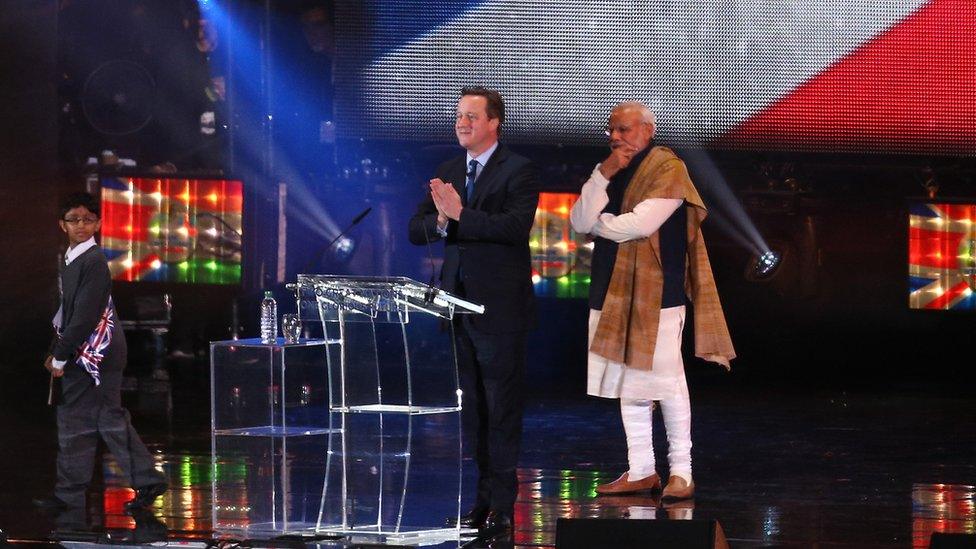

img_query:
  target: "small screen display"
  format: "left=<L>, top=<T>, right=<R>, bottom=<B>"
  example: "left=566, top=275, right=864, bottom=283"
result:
left=100, top=176, right=244, bottom=284
left=908, top=201, right=976, bottom=310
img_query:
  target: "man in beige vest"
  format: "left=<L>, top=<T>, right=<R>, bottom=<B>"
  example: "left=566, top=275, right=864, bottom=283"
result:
left=570, top=102, right=735, bottom=500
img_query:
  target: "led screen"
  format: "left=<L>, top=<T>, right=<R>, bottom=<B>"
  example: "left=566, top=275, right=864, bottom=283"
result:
left=334, top=0, right=975, bottom=155
left=909, top=201, right=976, bottom=310
left=531, top=192, right=590, bottom=298
left=100, top=176, right=243, bottom=284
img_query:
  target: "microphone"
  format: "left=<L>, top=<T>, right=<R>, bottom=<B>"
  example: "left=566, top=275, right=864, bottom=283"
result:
left=420, top=187, right=444, bottom=304
left=300, top=207, right=372, bottom=273
left=422, top=221, right=439, bottom=304
left=349, top=206, right=372, bottom=225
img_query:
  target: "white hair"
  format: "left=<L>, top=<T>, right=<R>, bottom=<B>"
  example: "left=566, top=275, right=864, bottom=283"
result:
left=612, top=101, right=656, bottom=126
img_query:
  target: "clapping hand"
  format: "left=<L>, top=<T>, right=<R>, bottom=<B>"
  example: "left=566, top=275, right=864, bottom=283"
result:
left=429, top=178, right=463, bottom=221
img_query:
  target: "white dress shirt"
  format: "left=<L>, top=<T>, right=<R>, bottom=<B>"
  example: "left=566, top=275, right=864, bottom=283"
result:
left=466, top=141, right=499, bottom=184
left=436, top=141, right=500, bottom=235
left=64, top=236, right=98, bottom=266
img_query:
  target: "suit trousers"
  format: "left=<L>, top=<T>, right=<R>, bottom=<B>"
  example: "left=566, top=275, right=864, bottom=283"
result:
left=454, top=315, right=527, bottom=513
left=55, top=355, right=165, bottom=506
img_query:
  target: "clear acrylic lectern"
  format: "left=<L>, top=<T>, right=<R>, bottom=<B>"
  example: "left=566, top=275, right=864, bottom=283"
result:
left=211, top=275, right=483, bottom=545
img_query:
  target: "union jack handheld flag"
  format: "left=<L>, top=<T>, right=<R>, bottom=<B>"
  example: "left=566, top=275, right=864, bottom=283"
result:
left=74, top=297, right=116, bottom=386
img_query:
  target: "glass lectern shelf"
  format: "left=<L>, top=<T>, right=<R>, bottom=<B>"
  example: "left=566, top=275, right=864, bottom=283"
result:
left=210, top=338, right=338, bottom=536
left=332, top=404, right=462, bottom=415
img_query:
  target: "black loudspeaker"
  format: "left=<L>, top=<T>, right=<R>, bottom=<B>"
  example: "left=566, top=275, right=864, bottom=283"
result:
left=931, top=533, right=976, bottom=548
left=556, top=518, right=728, bottom=549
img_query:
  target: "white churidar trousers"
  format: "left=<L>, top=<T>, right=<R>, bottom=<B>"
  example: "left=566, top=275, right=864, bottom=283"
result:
left=587, top=305, right=692, bottom=482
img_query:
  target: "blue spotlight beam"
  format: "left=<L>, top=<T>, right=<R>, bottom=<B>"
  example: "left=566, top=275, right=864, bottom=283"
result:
left=198, top=0, right=343, bottom=242
left=682, top=149, right=771, bottom=254
left=703, top=206, right=762, bottom=255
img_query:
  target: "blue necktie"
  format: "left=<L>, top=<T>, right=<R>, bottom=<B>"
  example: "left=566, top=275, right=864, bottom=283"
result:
left=466, top=159, right=479, bottom=202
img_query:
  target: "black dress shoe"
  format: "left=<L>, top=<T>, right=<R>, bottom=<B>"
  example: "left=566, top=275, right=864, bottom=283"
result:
left=449, top=505, right=490, bottom=529
left=461, top=506, right=490, bottom=528
left=124, top=483, right=167, bottom=512
left=32, top=496, right=69, bottom=510
left=478, top=510, right=513, bottom=540
left=127, top=509, right=170, bottom=543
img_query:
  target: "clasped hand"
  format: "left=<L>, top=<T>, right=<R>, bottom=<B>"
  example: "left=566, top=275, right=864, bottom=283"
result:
left=429, top=178, right=463, bottom=222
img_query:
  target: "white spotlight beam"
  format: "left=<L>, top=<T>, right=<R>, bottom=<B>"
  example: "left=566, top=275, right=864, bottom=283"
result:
left=683, top=149, right=770, bottom=253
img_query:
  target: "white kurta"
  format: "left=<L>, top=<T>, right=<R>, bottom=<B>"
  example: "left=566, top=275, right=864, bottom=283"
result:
left=587, top=305, right=687, bottom=400
left=570, top=164, right=686, bottom=400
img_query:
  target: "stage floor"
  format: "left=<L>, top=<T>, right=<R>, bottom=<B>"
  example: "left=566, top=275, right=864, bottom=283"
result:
left=0, top=380, right=973, bottom=548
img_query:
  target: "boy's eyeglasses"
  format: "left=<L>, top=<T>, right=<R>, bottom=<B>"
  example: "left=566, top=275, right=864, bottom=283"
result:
left=63, top=217, right=99, bottom=225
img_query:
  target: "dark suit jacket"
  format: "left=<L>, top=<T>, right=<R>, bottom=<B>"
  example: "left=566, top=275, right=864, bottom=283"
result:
left=409, top=144, right=540, bottom=333
left=52, top=246, right=126, bottom=384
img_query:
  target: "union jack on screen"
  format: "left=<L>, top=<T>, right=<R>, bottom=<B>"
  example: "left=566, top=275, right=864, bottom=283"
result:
left=908, top=202, right=976, bottom=311
left=100, top=176, right=243, bottom=284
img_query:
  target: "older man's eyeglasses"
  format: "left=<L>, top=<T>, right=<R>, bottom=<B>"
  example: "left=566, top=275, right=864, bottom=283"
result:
left=63, top=217, right=99, bottom=225
left=604, top=125, right=627, bottom=137
left=604, top=123, right=649, bottom=137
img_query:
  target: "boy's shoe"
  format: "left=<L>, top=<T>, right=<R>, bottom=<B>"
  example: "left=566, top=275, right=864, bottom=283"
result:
left=32, top=495, right=70, bottom=510
left=124, top=483, right=168, bottom=512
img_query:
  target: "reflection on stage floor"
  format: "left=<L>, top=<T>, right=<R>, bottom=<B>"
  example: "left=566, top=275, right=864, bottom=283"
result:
left=1, top=390, right=973, bottom=548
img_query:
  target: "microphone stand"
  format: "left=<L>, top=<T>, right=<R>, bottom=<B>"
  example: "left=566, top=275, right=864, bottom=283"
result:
left=300, top=207, right=372, bottom=273
left=421, top=215, right=440, bottom=304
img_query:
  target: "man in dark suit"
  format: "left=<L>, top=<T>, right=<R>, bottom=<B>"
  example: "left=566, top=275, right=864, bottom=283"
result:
left=408, top=87, right=540, bottom=538
left=35, top=192, right=167, bottom=513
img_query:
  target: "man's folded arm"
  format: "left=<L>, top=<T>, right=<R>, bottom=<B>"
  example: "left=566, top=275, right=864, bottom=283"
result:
left=591, top=198, right=683, bottom=243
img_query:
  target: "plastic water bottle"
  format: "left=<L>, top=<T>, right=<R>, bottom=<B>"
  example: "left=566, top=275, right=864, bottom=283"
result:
left=260, top=291, right=277, bottom=344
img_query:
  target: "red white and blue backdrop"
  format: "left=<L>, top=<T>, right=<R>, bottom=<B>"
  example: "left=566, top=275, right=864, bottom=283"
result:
left=333, top=0, right=975, bottom=155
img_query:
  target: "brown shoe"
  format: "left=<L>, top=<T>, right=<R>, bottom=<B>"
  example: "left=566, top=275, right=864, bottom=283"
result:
left=595, top=472, right=661, bottom=495
left=661, top=475, right=695, bottom=500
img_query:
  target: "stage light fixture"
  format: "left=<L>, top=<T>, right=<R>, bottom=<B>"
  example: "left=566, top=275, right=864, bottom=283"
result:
left=748, top=250, right=783, bottom=281
left=326, top=236, right=356, bottom=264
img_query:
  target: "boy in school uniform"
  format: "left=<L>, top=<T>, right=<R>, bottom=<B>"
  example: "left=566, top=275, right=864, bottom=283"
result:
left=34, top=192, right=167, bottom=512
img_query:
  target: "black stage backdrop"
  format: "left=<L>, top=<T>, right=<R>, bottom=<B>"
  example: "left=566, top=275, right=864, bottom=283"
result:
left=0, top=1, right=62, bottom=410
